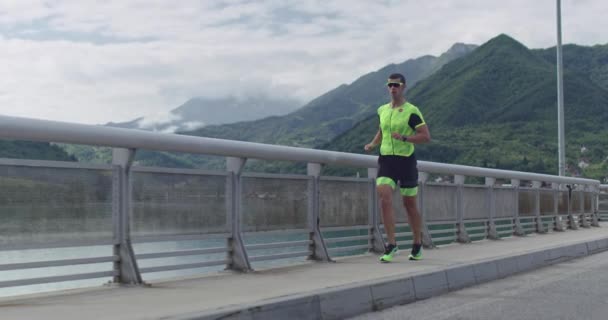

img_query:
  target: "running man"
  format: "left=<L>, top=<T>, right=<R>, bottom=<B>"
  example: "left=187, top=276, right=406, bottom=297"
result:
left=364, top=73, right=431, bottom=262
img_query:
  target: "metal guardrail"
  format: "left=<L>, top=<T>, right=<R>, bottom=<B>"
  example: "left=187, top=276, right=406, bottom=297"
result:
left=0, top=115, right=602, bottom=294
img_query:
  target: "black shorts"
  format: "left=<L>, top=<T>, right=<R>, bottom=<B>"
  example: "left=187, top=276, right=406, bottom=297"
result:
left=377, top=154, right=418, bottom=189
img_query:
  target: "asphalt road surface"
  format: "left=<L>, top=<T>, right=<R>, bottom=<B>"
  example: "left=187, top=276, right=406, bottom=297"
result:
left=349, top=250, right=608, bottom=320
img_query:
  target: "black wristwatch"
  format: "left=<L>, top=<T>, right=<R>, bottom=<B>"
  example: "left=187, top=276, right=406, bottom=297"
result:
left=401, top=135, right=408, bottom=141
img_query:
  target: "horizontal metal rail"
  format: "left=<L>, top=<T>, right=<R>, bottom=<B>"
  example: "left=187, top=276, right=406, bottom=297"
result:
left=132, top=166, right=228, bottom=177
left=327, top=244, right=370, bottom=253
left=0, top=271, right=118, bottom=289
left=429, top=228, right=456, bottom=235
left=242, top=172, right=311, bottom=180
left=432, top=236, right=456, bottom=242
left=394, top=223, right=412, bottom=228
left=466, top=226, right=488, bottom=232
left=426, top=221, right=457, bottom=226
left=139, top=260, right=227, bottom=274
left=470, top=230, right=488, bottom=236
left=319, top=176, right=372, bottom=183
left=463, top=219, right=489, bottom=224
left=245, top=240, right=312, bottom=250
left=248, top=251, right=310, bottom=262
left=519, top=217, right=535, bottom=221
left=321, top=225, right=369, bottom=232
left=393, top=240, right=413, bottom=246
left=324, top=235, right=370, bottom=243
left=0, top=256, right=118, bottom=271
left=243, top=228, right=309, bottom=236
left=394, top=232, right=413, bottom=238
left=0, top=238, right=117, bottom=252
left=135, top=248, right=226, bottom=260
left=132, top=233, right=230, bottom=244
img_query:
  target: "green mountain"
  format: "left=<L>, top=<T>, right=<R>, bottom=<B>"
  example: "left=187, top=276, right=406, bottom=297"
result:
left=322, top=34, right=608, bottom=181
left=56, top=144, right=204, bottom=168
left=534, top=43, right=608, bottom=90
left=0, top=140, right=76, bottom=161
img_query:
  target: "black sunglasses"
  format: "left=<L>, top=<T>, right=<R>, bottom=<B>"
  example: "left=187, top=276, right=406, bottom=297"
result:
left=387, top=83, right=403, bottom=88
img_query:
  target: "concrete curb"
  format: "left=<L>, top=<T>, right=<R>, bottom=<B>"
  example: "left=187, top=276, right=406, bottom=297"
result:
left=174, top=237, right=608, bottom=320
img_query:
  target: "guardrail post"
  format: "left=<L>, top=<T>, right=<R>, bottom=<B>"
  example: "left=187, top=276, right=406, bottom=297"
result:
left=419, top=172, right=434, bottom=248
left=591, top=185, right=600, bottom=227
left=307, top=163, right=332, bottom=261
left=512, top=179, right=525, bottom=236
left=368, top=167, right=385, bottom=253
left=579, top=185, right=591, bottom=228
left=553, top=183, right=565, bottom=231
left=112, top=148, right=142, bottom=285
left=226, top=157, right=252, bottom=272
left=455, top=175, right=470, bottom=243
left=567, top=184, right=578, bottom=230
left=485, top=177, right=499, bottom=239
left=532, top=181, right=546, bottom=233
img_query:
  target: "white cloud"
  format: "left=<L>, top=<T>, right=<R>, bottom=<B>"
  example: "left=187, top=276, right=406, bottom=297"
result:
left=137, top=110, right=182, bottom=129
left=0, top=0, right=606, bottom=124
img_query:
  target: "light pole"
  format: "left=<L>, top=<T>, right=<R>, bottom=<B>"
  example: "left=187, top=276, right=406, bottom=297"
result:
left=556, top=0, right=566, bottom=176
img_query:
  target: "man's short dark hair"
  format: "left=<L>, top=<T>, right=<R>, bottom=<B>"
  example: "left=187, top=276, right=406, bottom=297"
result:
left=388, top=73, right=406, bottom=84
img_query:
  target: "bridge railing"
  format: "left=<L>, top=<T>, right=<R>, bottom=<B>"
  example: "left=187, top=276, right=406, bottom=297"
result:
left=600, top=184, right=608, bottom=221
left=0, top=115, right=601, bottom=295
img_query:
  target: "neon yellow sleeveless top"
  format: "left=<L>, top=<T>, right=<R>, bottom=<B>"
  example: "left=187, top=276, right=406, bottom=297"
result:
left=377, top=101, right=426, bottom=157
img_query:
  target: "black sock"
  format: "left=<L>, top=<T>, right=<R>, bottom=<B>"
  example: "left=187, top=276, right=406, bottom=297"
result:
left=411, top=243, right=421, bottom=255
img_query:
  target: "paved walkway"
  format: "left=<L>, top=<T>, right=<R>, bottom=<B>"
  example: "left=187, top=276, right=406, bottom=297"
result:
left=2, top=227, right=608, bottom=320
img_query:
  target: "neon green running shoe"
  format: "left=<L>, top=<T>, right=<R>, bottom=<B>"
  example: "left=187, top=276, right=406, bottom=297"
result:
left=408, top=244, right=422, bottom=261
left=380, top=244, right=398, bottom=263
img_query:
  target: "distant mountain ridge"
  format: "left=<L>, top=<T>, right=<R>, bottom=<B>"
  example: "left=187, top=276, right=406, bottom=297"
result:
left=105, top=95, right=300, bottom=133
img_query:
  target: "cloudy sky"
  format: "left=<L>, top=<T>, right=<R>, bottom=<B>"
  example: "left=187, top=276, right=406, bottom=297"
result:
left=0, top=0, right=606, bottom=125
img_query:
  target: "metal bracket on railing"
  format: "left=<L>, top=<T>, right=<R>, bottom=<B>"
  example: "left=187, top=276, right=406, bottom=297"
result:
left=485, top=177, right=499, bottom=240
left=566, top=184, right=578, bottom=230
left=512, top=179, right=526, bottom=236
left=368, top=167, right=386, bottom=254
left=307, top=163, right=332, bottom=262
left=226, top=157, right=252, bottom=272
left=591, top=185, right=600, bottom=227
left=455, top=175, right=470, bottom=243
left=578, top=186, right=591, bottom=228
left=552, top=183, right=566, bottom=231
left=111, top=148, right=143, bottom=285
left=419, top=172, right=434, bottom=248
left=532, top=181, right=546, bottom=234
